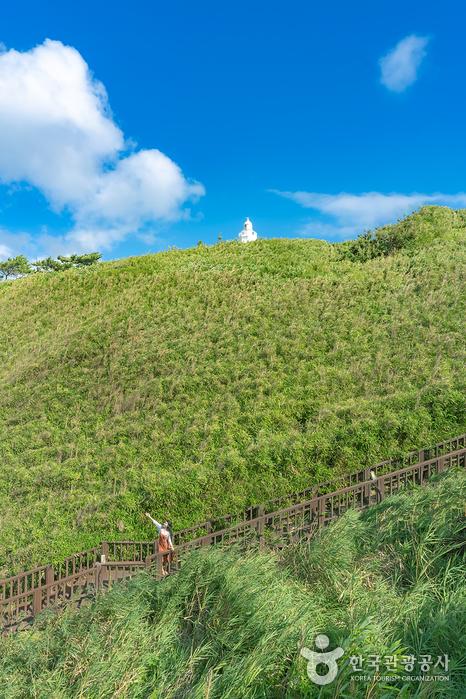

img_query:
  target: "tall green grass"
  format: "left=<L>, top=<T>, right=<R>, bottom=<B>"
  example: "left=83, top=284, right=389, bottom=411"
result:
left=0, top=206, right=465, bottom=573
left=1, top=470, right=464, bottom=698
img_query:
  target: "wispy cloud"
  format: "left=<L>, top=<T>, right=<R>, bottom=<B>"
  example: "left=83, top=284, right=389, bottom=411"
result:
left=271, top=190, right=466, bottom=239
left=0, top=39, right=205, bottom=255
left=379, top=35, right=429, bottom=92
left=0, top=242, right=13, bottom=259
left=0, top=228, right=36, bottom=260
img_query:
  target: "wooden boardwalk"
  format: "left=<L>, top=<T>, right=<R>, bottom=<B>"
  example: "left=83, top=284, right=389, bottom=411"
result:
left=1, top=433, right=465, bottom=634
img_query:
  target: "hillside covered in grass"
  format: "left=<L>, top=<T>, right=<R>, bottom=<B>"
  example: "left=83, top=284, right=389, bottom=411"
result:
left=1, top=470, right=464, bottom=698
left=0, top=205, right=465, bottom=573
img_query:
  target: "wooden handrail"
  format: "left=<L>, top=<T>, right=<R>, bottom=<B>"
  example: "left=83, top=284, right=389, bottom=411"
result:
left=1, top=437, right=465, bottom=634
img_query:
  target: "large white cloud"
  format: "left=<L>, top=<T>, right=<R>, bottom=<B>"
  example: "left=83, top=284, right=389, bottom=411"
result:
left=0, top=39, right=204, bottom=254
left=272, top=190, right=466, bottom=238
left=379, top=35, right=429, bottom=92
left=80, top=149, right=204, bottom=225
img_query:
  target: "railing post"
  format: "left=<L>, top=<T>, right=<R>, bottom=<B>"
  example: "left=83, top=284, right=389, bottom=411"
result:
left=45, top=565, right=54, bottom=606
left=97, top=549, right=109, bottom=589
left=416, top=464, right=423, bottom=486
left=318, top=496, right=325, bottom=528
left=376, top=477, right=385, bottom=503
left=201, top=533, right=214, bottom=547
left=363, top=468, right=371, bottom=503
left=33, top=588, right=42, bottom=615
left=256, top=507, right=265, bottom=549
left=437, top=456, right=446, bottom=473
left=309, top=498, right=318, bottom=527
left=94, top=562, right=102, bottom=591
left=101, top=542, right=109, bottom=564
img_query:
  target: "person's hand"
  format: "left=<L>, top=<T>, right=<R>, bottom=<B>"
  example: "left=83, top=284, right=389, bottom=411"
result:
left=145, top=512, right=151, bottom=518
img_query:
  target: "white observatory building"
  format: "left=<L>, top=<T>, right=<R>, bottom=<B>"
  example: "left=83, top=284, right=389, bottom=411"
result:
left=238, top=217, right=258, bottom=243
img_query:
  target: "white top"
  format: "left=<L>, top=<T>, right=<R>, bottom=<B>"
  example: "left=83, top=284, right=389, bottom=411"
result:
left=238, top=217, right=257, bottom=243
left=147, top=515, right=174, bottom=548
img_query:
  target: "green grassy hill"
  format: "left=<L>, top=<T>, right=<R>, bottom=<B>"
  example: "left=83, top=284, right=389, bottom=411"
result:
left=1, top=470, right=464, bottom=698
left=0, top=205, right=465, bottom=573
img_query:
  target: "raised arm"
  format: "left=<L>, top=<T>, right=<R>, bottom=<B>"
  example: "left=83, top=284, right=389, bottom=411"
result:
left=145, top=512, right=162, bottom=532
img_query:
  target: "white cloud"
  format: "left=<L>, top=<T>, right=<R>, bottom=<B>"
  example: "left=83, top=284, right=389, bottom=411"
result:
left=0, top=39, right=204, bottom=253
left=272, top=190, right=466, bottom=238
left=0, top=227, right=37, bottom=259
left=0, top=242, right=13, bottom=259
left=79, top=149, right=205, bottom=226
left=379, top=35, right=429, bottom=92
left=295, top=221, right=357, bottom=241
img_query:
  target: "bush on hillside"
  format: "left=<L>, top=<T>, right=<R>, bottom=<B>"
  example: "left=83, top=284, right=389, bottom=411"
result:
left=32, top=252, right=102, bottom=273
left=337, top=205, right=466, bottom=262
left=0, top=252, right=101, bottom=281
left=0, top=255, right=31, bottom=280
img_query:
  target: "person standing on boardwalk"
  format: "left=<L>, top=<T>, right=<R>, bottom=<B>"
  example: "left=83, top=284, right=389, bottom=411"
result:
left=145, top=513, right=174, bottom=575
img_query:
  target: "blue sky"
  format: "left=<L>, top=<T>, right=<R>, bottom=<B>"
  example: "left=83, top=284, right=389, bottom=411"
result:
left=1, top=0, right=466, bottom=260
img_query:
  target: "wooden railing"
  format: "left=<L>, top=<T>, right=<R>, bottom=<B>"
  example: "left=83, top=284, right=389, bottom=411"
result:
left=147, top=446, right=466, bottom=577
left=170, top=433, right=466, bottom=545
left=1, top=434, right=465, bottom=634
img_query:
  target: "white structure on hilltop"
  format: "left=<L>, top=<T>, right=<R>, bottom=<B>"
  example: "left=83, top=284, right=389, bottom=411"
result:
left=238, top=217, right=258, bottom=243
